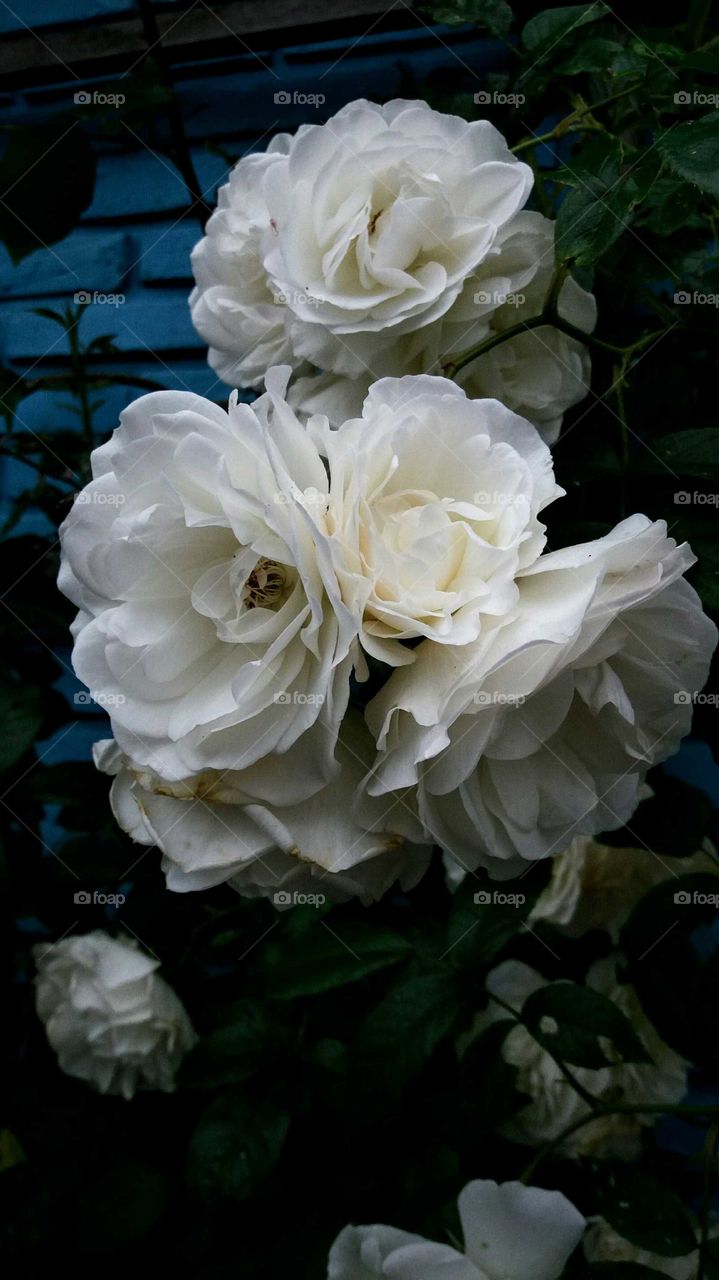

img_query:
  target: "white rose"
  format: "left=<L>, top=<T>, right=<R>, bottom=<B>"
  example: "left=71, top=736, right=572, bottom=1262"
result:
left=328, top=1178, right=585, bottom=1280
left=190, top=99, right=533, bottom=386
left=436, top=211, right=596, bottom=443
left=94, top=710, right=431, bottom=904
left=58, top=367, right=359, bottom=791
left=366, top=515, right=717, bottom=875
left=471, top=956, right=687, bottom=1159
left=529, top=835, right=719, bottom=940
left=584, top=1218, right=700, bottom=1279
left=317, top=376, right=562, bottom=663
left=189, top=140, right=300, bottom=388
left=290, top=211, right=596, bottom=443
left=34, top=930, right=196, bottom=1099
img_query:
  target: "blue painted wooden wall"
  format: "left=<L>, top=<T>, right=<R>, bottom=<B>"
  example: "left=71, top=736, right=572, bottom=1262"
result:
left=0, top=5, right=501, bottom=537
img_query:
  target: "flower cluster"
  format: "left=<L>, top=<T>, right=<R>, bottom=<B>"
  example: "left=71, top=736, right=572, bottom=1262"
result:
left=26, top=77, right=719, bottom=1280
left=56, top=97, right=716, bottom=904
left=190, top=99, right=595, bottom=443
left=58, top=361, right=716, bottom=903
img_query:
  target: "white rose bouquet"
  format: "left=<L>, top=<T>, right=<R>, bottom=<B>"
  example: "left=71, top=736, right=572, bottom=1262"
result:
left=5, top=10, right=719, bottom=1274
left=58, top=359, right=715, bottom=902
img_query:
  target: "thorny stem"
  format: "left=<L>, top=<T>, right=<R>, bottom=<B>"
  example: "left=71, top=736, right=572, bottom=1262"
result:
left=512, top=122, right=603, bottom=154
left=522, top=1102, right=719, bottom=1184
left=511, top=84, right=640, bottom=154
left=441, top=262, right=669, bottom=380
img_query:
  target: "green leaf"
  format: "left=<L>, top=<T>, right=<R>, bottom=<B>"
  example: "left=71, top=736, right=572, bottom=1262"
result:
left=353, top=972, right=462, bottom=1096
left=187, top=1094, right=289, bottom=1202
left=522, top=982, right=651, bottom=1068
left=0, top=682, right=43, bottom=772
left=653, top=428, right=719, bottom=480
left=422, top=0, right=513, bottom=35
left=554, top=177, right=638, bottom=267
left=32, top=307, right=69, bottom=326
left=556, top=36, right=623, bottom=74
left=0, top=365, right=29, bottom=427
left=550, top=134, right=623, bottom=188
left=259, top=920, right=412, bottom=998
left=445, top=875, right=548, bottom=970
left=0, top=1128, right=26, bottom=1173
left=609, top=47, right=652, bottom=77
left=595, top=1166, right=697, bottom=1257
left=522, top=3, right=609, bottom=54
left=682, top=50, right=719, bottom=75
left=0, top=118, right=96, bottom=263
left=657, top=112, right=719, bottom=198
left=179, top=1002, right=286, bottom=1090
left=638, top=175, right=704, bottom=236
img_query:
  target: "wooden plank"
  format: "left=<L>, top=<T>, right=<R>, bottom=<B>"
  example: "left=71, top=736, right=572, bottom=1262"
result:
left=1, top=291, right=202, bottom=359
left=0, top=0, right=400, bottom=82
left=0, top=0, right=134, bottom=38
left=0, top=231, right=133, bottom=299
